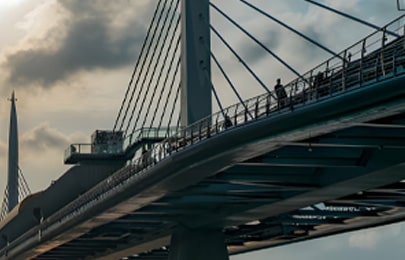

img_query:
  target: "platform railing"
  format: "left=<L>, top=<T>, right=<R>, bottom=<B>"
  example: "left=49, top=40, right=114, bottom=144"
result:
left=64, top=127, right=179, bottom=162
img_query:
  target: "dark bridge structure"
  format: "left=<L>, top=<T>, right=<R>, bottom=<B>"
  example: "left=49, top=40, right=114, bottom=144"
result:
left=1, top=1, right=405, bottom=259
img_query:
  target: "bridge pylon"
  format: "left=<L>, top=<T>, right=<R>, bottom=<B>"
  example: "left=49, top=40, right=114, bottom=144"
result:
left=180, top=0, right=212, bottom=126
left=174, top=1, right=229, bottom=259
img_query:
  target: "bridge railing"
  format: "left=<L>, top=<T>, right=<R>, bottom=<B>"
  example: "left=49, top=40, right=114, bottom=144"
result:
left=66, top=13, right=405, bottom=166
left=134, top=14, right=405, bottom=169
left=124, top=127, right=179, bottom=149
left=66, top=15, right=405, bottom=170
left=64, top=127, right=179, bottom=162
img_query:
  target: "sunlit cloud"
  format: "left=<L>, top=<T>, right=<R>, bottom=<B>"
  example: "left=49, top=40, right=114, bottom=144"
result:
left=1, top=0, right=154, bottom=90
left=0, top=0, right=27, bottom=8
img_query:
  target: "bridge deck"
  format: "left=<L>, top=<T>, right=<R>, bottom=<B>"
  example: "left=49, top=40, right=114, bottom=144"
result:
left=2, top=15, right=405, bottom=260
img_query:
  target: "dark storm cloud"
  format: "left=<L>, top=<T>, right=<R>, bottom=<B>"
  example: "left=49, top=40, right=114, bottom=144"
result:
left=3, top=0, right=155, bottom=88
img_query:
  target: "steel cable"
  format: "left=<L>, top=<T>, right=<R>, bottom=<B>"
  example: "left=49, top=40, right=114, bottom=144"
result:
left=210, top=2, right=308, bottom=84
left=114, top=0, right=166, bottom=132
left=138, top=4, right=181, bottom=132
left=122, top=0, right=171, bottom=135
left=148, top=32, right=182, bottom=130
left=126, top=0, right=178, bottom=134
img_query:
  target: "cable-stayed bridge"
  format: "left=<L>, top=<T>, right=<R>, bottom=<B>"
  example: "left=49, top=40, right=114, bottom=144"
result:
left=1, top=1, right=405, bottom=259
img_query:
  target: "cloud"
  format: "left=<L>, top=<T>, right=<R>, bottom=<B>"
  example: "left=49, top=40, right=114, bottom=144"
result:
left=12, top=122, right=88, bottom=192
left=1, top=0, right=154, bottom=89
left=241, top=28, right=283, bottom=65
left=21, top=122, right=70, bottom=152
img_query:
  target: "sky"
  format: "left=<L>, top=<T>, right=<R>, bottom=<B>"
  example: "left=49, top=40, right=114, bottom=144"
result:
left=0, top=0, right=405, bottom=259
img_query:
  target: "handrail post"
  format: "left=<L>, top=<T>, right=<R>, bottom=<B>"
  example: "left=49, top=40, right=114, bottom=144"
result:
left=266, top=94, right=270, bottom=115
left=381, top=27, right=387, bottom=76
left=325, top=60, right=331, bottom=95
left=255, top=97, right=259, bottom=119
left=207, top=120, right=211, bottom=138
left=244, top=103, right=248, bottom=122
left=342, top=50, right=347, bottom=91
left=308, top=69, right=313, bottom=101
left=360, top=39, right=366, bottom=85
left=234, top=104, right=239, bottom=125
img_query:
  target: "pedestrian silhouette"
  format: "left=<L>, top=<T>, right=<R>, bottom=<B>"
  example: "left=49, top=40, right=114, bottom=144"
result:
left=274, top=78, right=287, bottom=108
left=224, top=114, right=233, bottom=128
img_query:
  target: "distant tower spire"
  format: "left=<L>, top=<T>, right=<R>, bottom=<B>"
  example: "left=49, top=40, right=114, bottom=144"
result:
left=7, top=91, right=19, bottom=212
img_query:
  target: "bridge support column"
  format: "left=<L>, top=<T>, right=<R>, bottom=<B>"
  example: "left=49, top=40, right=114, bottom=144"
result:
left=168, top=228, right=229, bottom=260
left=180, top=0, right=212, bottom=126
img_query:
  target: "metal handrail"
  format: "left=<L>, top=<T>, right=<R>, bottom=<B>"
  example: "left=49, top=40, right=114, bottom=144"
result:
left=64, top=127, right=179, bottom=161
left=154, top=17, right=405, bottom=159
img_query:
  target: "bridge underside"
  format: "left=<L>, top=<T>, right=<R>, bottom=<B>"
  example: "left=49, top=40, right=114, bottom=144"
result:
left=8, top=73, right=405, bottom=260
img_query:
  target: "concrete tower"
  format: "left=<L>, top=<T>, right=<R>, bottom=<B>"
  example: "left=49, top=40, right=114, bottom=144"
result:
left=180, top=0, right=212, bottom=126
left=7, top=91, right=19, bottom=212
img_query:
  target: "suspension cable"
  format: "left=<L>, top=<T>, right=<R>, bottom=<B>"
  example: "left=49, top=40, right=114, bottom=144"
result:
left=131, top=0, right=180, bottom=135
left=203, top=67, right=225, bottom=116
left=239, top=0, right=342, bottom=60
left=113, top=0, right=165, bottom=132
left=166, top=81, right=182, bottom=131
left=139, top=14, right=181, bottom=130
left=149, top=33, right=182, bottom=129
left=210, top=2, right=308, bottom=85
left=124, top=0, right=174, bottom=134
left=210, top=50, right=254, bottom=119
left=210, top=24, right=272, bottom=95
left=18, top=167, right=31, bottom=198
left=305, top=0, right=400, bottom=38
left=159, top=57, right=181, bottom=130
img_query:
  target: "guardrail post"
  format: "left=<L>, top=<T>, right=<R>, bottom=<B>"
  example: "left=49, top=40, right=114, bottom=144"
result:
left=360, top=39, right=366, bottom=85
left=244, top=105, right=248, bottom=122
left=381, top=27, right=387, bottom=76
left=342, top=50, right=347, bottom=91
